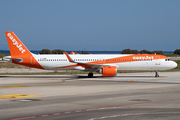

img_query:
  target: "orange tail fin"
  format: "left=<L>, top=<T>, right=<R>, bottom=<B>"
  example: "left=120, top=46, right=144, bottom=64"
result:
left=5, top=31, right=43, bottom=69
left=5, top=31, right=32, bottom=57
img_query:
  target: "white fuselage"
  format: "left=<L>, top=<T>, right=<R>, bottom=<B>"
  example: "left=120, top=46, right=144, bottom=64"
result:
left=33, top=54, right=177, bottom=71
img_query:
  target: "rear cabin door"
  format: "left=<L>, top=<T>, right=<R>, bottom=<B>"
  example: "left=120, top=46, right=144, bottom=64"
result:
left=30, top=56, right=35, bottom=65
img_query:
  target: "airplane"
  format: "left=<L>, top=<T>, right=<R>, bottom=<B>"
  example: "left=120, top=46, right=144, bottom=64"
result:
left=3, top=31, right=177, bottom=78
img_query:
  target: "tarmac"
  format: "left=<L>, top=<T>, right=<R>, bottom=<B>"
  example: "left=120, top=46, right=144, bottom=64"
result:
left=0, top=72, right=180, bottom=120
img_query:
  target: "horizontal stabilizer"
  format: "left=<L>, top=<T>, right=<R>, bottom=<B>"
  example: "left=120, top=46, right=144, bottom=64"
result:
left=3, top=56, right=23, bottom=62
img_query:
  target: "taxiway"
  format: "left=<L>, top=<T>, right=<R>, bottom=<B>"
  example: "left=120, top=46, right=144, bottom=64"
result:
left=0, top=72, right=180, bottom=120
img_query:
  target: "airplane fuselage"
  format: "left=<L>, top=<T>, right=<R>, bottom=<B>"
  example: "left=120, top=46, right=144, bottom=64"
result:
left=33, top=54, right=176, bottom=71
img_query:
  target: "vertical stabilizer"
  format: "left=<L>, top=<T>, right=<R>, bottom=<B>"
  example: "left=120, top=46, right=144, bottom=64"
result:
left=5, top=31, right=43, bottom=69
left=5, top=31, right=32, bottom=57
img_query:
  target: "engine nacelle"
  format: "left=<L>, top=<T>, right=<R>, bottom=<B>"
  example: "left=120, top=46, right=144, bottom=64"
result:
left=98, top=66, right=117, bottom=77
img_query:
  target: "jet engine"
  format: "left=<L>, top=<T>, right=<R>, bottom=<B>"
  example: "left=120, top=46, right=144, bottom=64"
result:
left=98, top=66, right=117, bottom=76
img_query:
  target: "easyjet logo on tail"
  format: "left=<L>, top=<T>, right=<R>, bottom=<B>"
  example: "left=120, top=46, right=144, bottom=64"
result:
left=7, top=33, right=26, bottom=54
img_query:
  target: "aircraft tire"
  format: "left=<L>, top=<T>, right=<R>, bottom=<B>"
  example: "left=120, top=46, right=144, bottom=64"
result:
left=88, top=73, right=93, bottom=78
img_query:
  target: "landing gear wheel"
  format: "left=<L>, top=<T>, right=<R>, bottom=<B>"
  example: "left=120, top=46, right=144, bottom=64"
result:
left=155, top=70, right=159, bottom=77
left=88, top=73, right=93, bottom=78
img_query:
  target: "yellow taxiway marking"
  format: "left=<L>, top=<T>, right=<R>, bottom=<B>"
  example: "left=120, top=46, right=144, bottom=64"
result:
left=0, top=94, right=41, bottom=99
left=0, top=85, right=28, bottom=88
left=126, top=80, right=137, bottom=82
left=151, top=79, right=166, bottom=81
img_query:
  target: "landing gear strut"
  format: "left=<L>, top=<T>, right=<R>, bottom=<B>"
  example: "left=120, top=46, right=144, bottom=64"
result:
left=155, top=70, right=159, bottom=77
left=88, top=73, right=93, bottom=78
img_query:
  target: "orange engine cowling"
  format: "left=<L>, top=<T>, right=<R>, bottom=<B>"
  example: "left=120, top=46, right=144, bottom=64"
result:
left=98, top=66, right=117, bottom=77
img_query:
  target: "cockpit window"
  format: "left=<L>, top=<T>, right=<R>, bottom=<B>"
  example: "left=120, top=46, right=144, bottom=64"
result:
left=165, top=59, right=171, bottom=61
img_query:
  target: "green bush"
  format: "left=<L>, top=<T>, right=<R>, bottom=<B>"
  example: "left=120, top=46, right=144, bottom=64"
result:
left=174, top=49, right=180, bottom=55
left=139, top=50, right=152, bottom=54
left=39, top=49, right=64, bottom=54
left=51, top=49, right=64, bottom=54
left=153, top=51, right=163, bottom=55
left=39, top=49, right=52, bottom=54
left=121, top=49, right=139, bottom=54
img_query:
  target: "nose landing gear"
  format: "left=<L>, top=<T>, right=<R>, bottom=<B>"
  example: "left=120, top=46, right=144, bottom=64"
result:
left=155, top=70, right=159, bottom=77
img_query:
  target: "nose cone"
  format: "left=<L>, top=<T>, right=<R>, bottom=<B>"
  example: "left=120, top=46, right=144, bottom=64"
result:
left=171, top=61, right=178, bottom=69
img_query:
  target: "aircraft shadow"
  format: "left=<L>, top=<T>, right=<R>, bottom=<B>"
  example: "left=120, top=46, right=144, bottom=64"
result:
left=0, top=75, right=167, bottom=79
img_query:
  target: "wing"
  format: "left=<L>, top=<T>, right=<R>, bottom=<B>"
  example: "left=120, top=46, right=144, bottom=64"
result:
left=64, top=52, right=114, bottom=70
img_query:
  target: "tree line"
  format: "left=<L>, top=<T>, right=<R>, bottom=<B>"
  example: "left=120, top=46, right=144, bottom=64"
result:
left=121, top=49, right=163, bottom=55
left=121, top=49, right=180, bottom=55
left=39, top=49, right=90, bottom=54
left=39, top=49, right=64, bottom=54
left=39, top=49, right=180, bottom=55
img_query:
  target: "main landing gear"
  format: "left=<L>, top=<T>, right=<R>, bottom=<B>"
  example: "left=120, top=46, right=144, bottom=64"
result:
left=155, top=70, right=159, bottom=77
left=88, top=72, right=93, bottom=78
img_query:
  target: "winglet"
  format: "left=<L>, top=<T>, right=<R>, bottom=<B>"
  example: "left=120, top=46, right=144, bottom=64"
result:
left=64, top=52, right=74, bottom=62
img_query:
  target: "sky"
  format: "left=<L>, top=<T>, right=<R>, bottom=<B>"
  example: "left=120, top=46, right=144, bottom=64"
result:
left=0, top=0, right=180, bottom=51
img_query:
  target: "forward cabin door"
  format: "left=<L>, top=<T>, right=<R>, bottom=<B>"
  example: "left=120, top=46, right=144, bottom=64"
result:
left=155, top=56, right=160, bottom=65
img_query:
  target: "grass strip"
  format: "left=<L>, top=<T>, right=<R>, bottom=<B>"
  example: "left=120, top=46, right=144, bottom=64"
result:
left=0, top=69, right=179, bottom=75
